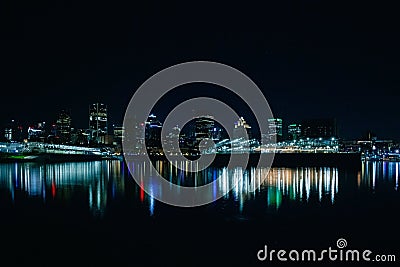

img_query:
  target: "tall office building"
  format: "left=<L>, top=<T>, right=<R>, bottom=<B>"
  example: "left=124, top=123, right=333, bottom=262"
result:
left=163, top=125, right=182, bottom=155
left=288, top=123, right=301, bottom=140
left=89, top=103, right=108, bottom=138
left=124, top=119, right=146, bottom=154
left=28, top=122, right=46, bottom=142
left=268, top=118, right=283, bottom=142
left=3, top=119, right=24, bottom=142
left=4, top=128, right=12, bottom=141
left=234, top=116, right=252, bottom=140
left=195, top=116, right=214, bottom=141
left=56, top=109, right=72, bottom=142
left=113, top=124, right=124, bottom=145
left=195, top=116, right=215, bottom=153
left=145, top=114, right=163, bottom=150
left=4, top=119, right=16, bottom=141
left=301, top=118, right=337, bottom=139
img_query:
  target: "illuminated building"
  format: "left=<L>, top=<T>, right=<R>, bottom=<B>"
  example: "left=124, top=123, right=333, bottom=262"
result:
left=113, top=125, right=124, bottom=145
left=234, top=116, right=252, bottom=140
left=89, top=103, right=108, bottom=139
left=163, top=125, right=182, bottom=155
left=145, top=114, right=162, bottom=153
left=3, top=119, right=24, bottom=142
left=195, top=116, right=215, bottom=153
left=27, top=121, right=47, bottom=142
left=120, top=116, right=146, bottom=154
left=232, top=117, right=253, bottom=153
left=4, top=128, right=12, bottom=141
left=56, top=109, right=72, bottom=143
left=71, top=129, right=91, bottom=146
left=133, top=121, right=146, bottom=154
left=28, top=126, right=44, bottom=141
left=268, top=118, right=283, bottom=142
left=288, top=123, right=301, bottom=140
left=195, top=116, right=214, bottom=141
left=301, top=118, right=337, bottom=139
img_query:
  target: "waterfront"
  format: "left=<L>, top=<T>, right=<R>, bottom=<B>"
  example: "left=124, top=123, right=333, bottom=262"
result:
left=0, top=160, right=399, bottom=266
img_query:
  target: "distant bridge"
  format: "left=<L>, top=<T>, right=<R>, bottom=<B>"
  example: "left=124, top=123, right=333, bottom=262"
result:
left=208, top=138, right=340, bottom=154
left=0, top=142, right=106, bottom=155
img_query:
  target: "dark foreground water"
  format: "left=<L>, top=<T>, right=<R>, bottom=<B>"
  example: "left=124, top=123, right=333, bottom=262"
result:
left=0, top=160, right=399, bottom=266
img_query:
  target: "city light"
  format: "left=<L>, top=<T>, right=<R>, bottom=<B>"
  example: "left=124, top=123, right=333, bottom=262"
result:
left=0, top=107, right=399, bottom=162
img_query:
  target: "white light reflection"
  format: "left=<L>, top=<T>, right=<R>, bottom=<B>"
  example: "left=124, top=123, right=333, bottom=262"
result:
left=372, top=161, right=377, bottom=190
left=396, top=163, right=399, bottom=191
left=139, top=161, right=340, bottom=213
left=149, top=187, right=155, bottom=216
left=6, top=159, right=400, bottom=217
left=359, top=160, right=400, bottom=192
left=264, top=167, right=338, bottom=208
left=0, top=161, right=125, bottom=217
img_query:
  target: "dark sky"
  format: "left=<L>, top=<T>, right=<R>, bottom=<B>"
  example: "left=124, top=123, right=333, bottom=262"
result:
left=1, top=1, right=399, bottom=140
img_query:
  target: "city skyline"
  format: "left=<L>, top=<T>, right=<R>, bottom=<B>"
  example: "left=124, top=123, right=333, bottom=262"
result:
left=0, top=85, right=398, bottom=142
left=0, top=102, right=395, bottom=143
left=1, top=2, right=399, bottom=266
left=1, top=2, right=400, bottom=141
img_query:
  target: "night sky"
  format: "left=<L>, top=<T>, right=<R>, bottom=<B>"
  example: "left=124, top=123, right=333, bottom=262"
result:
left=1, top=1, right=399, bottom=140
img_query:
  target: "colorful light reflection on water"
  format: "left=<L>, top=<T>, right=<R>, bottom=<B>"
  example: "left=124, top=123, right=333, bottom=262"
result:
left=0, top=160, right=399, bottom=217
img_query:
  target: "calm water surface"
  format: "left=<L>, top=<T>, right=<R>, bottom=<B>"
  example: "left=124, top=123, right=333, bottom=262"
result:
left=0, top=160, right=399, bottom=266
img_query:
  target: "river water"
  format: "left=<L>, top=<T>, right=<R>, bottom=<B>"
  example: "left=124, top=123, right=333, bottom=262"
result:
left=0, top=160, right=398, bottom=266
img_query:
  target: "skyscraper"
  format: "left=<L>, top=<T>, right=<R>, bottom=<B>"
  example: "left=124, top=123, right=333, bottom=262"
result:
left=195, top=116, right=214, bottom=140
left=163, top=125, right=182, bottom=155
left=113, top=124, right=124, bottom=145
left=3, top=119, right=25, bottom=142
left=123, top=118, right=146, bottom=155
left=145, top=114, right=162, bottom=151
left=301, top=118, right=337, bottom=139
left=89, top=103, right=108, bottom=139
left=268, top=118, right=283, bottom=142
left=234, top=116, right=252, bottom=140
left=195, top=116, right=215, bottom=153
left=56, top=109, right=72, bottom=142
left=288, top=123, right=301, bottom=140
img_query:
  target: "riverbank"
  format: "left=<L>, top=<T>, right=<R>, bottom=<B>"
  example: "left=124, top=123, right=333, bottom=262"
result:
left=1, top=151, right=362, bottom=168
left=124, top=152, right=362, bottom=168
left=0, top=153, right=111, bottom=163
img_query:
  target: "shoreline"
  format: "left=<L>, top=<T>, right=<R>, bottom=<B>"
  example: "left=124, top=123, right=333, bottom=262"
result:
left=0, top=153, right=109, bottom=163
left=126, top=152, right=363, bottom=168
left=0, top=151, right=363, bottom=168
